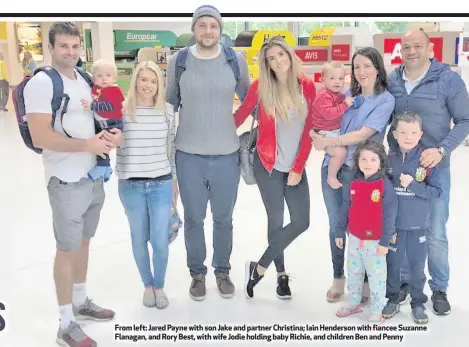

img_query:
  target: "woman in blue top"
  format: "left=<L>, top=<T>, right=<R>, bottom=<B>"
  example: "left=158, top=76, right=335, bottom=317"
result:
left=310, top=47, right=395, bottom=304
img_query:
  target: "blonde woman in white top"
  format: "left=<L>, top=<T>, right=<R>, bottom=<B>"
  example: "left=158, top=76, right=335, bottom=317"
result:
left=117, top=61, right=178, bottom=309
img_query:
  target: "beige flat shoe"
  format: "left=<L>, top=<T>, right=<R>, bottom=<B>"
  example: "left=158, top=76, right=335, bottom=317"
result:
left=327, top=276, right=346, bottom=302
left=143, top=289, right=156, bottom=307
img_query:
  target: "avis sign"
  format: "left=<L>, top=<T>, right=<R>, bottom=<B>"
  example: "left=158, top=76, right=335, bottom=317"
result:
left=383, top=37, right=443, bottom=65
left=294, top=48, right=328, bottom=62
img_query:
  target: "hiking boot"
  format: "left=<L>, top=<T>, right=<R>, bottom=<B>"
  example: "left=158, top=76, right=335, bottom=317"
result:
left=431, top=291, right=451, bottom=315
left=398, top=283, right=410, bottom=304
left=276, top=275, right=292, bottom=299
left=244, top=261, right=263, bottom=299
left=327, top=276, right=345, bottom=302
left=73, top=298, right=115, bottom=321
left=56, top=321, right=97, bottom=347
left=189, top=274, right=206, bottom=301
left=216, top=272, right=235, bottom=298
left=412, top=306, right=429, bottom=324
left=382, top=302, right=400, bottom=319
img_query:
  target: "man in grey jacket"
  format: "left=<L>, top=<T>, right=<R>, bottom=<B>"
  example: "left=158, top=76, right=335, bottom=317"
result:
left=387, top=29, right=469, bottom=316
left=165, top=5, right=250, bottom=301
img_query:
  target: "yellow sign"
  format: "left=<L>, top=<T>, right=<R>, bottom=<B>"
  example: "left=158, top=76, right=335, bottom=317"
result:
left=251, top=30, right=296, bottom=50
left=308, top=28, right=335, bottom=47
left=248, top=64, right=259, bottom=80
left=0, top=22, right=7, bottom=40
left=234, top=65, right=259, bottom=101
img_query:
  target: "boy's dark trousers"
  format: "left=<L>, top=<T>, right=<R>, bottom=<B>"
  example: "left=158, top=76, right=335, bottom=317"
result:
left=95, top=118, right=123, bottom=166
left=386, top=229, right=428, bottom=308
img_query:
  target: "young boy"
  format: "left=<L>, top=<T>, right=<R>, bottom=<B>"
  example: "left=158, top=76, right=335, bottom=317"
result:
left=81, top=59, right=125, bottom=182
left=383, top=111, right=443, bottom=324
left=311, top=62, right=354, bottom=189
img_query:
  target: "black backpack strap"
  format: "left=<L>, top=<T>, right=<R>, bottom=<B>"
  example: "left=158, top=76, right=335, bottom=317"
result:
left=75, top=66, right=94, bottom=88
left=173, top=47, right=189, bottom=113
left=37, top=66, right=72, bottom=138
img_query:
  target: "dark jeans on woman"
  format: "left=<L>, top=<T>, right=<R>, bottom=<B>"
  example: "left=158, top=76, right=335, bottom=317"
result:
left=254, top=153, right=310, bottom=272
left=321, top=164, right=367, bottom=284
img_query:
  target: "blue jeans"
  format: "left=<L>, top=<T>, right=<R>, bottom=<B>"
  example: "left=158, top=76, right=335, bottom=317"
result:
left=176, top=150, right=240, bottom=277
left=401, top=167, right=450, bottom=292
left=321, top=164, right=353, bottom=278
left=118, top=178, right=173, bottom=289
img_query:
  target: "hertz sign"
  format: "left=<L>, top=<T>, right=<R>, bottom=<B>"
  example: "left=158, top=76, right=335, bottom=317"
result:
left=251, top=30, right=296, bottom=50
left=309, top=28, right=336, bottom=47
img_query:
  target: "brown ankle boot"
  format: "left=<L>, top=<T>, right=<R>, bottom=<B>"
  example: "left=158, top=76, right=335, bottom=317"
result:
left=361, top=282, right=370, bottom=305
left=327, top=276, right=345, bottom=302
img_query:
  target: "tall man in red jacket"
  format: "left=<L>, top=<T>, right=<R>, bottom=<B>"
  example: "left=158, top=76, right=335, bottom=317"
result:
left=81, top=59, right=125, bottom=182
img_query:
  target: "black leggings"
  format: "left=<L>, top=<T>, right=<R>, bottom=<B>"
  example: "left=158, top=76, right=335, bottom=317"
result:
left=254, top=153, right=310, bottom=272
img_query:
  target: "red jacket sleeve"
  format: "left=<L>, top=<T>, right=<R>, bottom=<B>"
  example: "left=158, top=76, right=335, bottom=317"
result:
left=291, top=78, right=316, bottom=175
left=313, top=91, right=349, bottom=121
left=234, top=79, right=259, bottom=128
left=101, top=86, right=125, bottom=110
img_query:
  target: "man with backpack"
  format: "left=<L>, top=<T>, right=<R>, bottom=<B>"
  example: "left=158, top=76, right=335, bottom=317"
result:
left=22, top=22, right=121, bottom=347
left=165, top=5, right=250, bottom=301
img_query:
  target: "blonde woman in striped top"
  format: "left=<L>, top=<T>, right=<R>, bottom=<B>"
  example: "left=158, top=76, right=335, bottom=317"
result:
left=117, top=61, right=177, bottom=309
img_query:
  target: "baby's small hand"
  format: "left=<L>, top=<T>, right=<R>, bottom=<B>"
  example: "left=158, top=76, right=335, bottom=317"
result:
left=344, top=97, right=354, bottom=107
left=81, top=99, right=91, bottom=111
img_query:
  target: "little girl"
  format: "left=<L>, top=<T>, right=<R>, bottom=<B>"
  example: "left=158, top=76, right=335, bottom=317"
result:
left=334, top=141, right=398, bottom=325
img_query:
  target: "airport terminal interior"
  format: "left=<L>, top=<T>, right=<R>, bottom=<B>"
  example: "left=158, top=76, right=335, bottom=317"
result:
left=1, top=19, right=469, bottom=346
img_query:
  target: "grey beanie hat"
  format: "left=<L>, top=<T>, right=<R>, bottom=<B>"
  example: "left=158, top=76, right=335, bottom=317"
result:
left=191, top=5, right=223, bottom=32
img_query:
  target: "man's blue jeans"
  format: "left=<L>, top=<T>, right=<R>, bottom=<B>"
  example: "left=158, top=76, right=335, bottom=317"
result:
left=401, top=167, right=451, bottom=292
left=176, top=150, right=240, bottom=277
left=118, top=178, right=173, bottom=289
left=321, top=164, right=353, bottom=278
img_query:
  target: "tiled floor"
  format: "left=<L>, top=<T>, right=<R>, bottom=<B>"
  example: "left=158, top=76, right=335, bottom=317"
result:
left=1, top=110, right=468, bottom=346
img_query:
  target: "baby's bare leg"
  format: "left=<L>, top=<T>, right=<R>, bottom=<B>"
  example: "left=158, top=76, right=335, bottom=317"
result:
left=325, top=146, right=347, bottom=189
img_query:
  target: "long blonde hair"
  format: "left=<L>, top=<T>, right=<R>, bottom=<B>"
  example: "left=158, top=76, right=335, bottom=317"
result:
left=123, top=60, right=166, bottom=121
left=258, top=37, right=306, bottom=121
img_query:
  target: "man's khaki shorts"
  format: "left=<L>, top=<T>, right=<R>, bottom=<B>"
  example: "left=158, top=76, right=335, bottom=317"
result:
left=47, top=176, right=105, bottom=251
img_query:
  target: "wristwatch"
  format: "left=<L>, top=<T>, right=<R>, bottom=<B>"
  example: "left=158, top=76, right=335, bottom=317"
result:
left=438, top=147, right=447, bottom=157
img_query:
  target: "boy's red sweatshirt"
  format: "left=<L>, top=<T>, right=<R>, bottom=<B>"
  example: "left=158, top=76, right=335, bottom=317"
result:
left=310, top=88, right=349, bottom=131
left=91, top=85, right=125, bottom=120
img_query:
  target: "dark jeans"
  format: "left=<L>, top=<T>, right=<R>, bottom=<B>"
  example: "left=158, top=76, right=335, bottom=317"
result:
left=321, top=164, right=368, bottom=284
left=176, top=150, right=240, bottom=277
left=0, top=79, right=9, bottom=109
left=254, top=153, right=310, bottom=272
left=95, top=118, right=124, bottom=166
left=387, top=229, right=428, bottom=308
left=321, top=164, right=353, bottom=278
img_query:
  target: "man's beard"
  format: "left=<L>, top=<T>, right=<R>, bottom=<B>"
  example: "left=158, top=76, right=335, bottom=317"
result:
left=196, top=37, right=218, bottom=49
